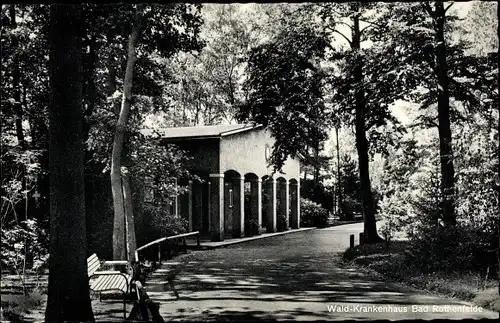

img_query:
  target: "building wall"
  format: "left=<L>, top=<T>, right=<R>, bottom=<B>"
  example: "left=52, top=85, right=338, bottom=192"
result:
left=164, top=138, right=220, bottom=174
left=220, top=128, right=300, bottom=180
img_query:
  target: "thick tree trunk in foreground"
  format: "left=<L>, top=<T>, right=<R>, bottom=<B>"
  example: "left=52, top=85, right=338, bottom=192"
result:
left=111, top=5, right=143, bottom=260
left=434, top=2, right=456, bottom=226
left=351, top=8, right=382, bottom=243
left=45, top=4, right=94, bottom=321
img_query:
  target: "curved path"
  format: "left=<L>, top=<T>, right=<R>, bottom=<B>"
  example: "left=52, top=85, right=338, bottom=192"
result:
left=145, top=223, right=498, bottom=321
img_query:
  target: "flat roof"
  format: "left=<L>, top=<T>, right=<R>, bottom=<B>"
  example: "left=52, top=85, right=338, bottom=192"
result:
left=141, top=123, right=263, bottom=140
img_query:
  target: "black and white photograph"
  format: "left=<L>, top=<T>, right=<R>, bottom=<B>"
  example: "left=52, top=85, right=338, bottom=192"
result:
left=1, top=2, right=499, bottom=321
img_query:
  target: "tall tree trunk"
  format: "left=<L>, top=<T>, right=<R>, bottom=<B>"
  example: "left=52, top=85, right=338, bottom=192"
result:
left=82, top=33, right=98, bottom=256
left=195, top=96, right=200, bottom=125
left=351, top=8, right=382, bottom=243
left=496, top=0, right=499, bottom=294
left=10, top=5, right=25, bottom=149
left=45, top=4, right=94, bottom=321
left=122, top=168, right=137, bottom=262
left=335, top=124, right=343, bottom=216
left=434, top=2, right=456, bottom=226
left=313, top=146, right=320, bottom=186
left=111, top=5, right=143, bottom=260
left=11, top=5, right=28, bottom=224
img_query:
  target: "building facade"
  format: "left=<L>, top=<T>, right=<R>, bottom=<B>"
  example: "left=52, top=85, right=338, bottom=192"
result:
left=147, top=123, right=301, bottom=242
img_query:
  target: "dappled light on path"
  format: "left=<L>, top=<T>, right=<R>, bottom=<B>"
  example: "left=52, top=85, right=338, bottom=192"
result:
left=144, top=224, right=498, bottom=321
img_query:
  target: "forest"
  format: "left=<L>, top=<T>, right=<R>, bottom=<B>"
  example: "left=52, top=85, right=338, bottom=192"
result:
left=1, top=2, right=498, bottom=321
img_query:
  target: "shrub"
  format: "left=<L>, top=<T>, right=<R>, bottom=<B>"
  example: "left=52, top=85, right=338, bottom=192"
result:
left=135, top=203, right=188, bottom=248
left=277, top=213, right=288, bottom=231
left=378, top=190, right=411, bottom=241
left=1, top=219, right=49, bottom=295
left=0, top=287, right=45, bottom=321
left=300, top=198, right=329, bottom=227
left=245, top=218, right=259, bottom=236
left=405, top=224, right=497, bottom=275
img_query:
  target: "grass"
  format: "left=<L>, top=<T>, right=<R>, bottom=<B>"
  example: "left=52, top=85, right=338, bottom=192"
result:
left=342, top=240, right=500, bottom=313
left=1, top=287, right=45, bottom=322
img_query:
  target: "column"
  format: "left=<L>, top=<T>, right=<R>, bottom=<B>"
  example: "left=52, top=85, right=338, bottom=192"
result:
left=232, top=176, right=245, bottom=238
left=188, top=180, right=193, bottom=232
left=284, top=181, right=290, bottom=230
left=250, top=178, right=262, bottom=235
left=290, top=181, right=300, bottom=229
left=174, top=178, right=179, bottom=217
left=207, top=181, right=211, bottom=231
left=276, top=180, right=288, bottom=231
left=192, top=181, right=203, bottom=232
left=209, top=174, right=224, bottom=242
left=297, top=181, right=300, bottom=228
left=224, top=182, right=232, bottom=236
left=265, top=178, right=277, bottom=233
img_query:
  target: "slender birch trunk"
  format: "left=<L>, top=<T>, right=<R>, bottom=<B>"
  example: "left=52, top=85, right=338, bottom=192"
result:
left=111, top=4, right=143, bottom=260
left=122, top=168, right=137, bottom=262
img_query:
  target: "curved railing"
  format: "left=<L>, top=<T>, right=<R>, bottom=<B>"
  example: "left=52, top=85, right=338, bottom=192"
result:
left=134, top=231, right=200, bottom=263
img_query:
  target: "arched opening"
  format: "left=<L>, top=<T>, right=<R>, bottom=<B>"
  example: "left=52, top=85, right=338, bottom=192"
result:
left=261, top=175, right=276, bottom=233
left=244, top=173, right=261, bottom=236
left=224, top=170, right=243, bottom=238
left=190, top=170, right=210, bottom=236
left=289, top=178, right=299, bottom=229
left=177, top=176, right=190, bottom=231
left=276, top=177, right=289, bottom=232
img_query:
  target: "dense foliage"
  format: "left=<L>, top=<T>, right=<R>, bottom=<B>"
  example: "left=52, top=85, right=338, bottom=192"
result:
left=237, top=7, right=330, bottom=172
left=300, top=198, right=329, bottom=228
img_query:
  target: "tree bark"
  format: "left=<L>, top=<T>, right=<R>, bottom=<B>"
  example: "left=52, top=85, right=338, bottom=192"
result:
left=335, top=124, right=343, bottom=216
left=313, top=145, right=320, bottom=188
left=45, top=4, right=94, bottom=321
left=10, top=5, right=30, bottom=224
left=434, top=2, right=456, bottom=226
left=10, top=5, right=25, bottom=149
left=122, top=168, right=137, bottom=262
left=496, top=0, right=499, bottom=294
left=111, top=4, right=143, bottom=260
left=351, top=7, right=382, bottom=243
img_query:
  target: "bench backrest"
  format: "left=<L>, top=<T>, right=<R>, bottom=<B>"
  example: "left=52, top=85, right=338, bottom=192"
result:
left=87, top=253, right=101, bottom=277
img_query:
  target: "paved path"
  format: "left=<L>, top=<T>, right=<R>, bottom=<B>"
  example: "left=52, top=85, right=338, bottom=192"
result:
left=144, top=222, right=498, bottom=321
left=186, top=227, right=316, bottom=249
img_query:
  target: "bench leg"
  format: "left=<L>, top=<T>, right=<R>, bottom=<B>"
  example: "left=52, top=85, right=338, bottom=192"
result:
left=123, top=299, right=126, bottom=319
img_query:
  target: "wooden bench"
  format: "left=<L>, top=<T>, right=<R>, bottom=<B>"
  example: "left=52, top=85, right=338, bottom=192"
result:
left=87, top=253, right=132, bottom=318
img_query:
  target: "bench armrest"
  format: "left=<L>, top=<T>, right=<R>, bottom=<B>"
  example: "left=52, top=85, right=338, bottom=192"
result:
left=102, top=260, right=129, bottom=266
left=92, top=270, right=124, bottom=275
